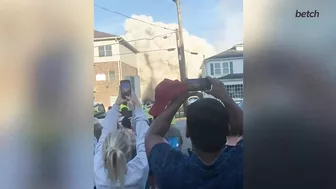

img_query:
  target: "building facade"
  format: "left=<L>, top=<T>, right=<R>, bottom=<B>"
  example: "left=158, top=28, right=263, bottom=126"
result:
left=201, top=43, right=244, bottom=99
left=93, top=30, right=140, bottom=108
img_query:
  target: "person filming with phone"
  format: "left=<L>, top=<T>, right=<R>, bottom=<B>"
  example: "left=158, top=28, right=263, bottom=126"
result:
left=94, top=80, right=150, bottom=189
left=145, top=77, right=243, bottom=189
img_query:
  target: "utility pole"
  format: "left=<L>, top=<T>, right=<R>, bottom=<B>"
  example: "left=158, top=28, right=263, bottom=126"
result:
left=173, top=0, right=188, bottom=115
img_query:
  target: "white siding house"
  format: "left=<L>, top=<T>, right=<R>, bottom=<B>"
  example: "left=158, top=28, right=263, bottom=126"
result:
left=93, top=30, right=141, bottom=106
left=201, top=43, right=244, bottom=99
left=94, top=30, right=139, bottom=68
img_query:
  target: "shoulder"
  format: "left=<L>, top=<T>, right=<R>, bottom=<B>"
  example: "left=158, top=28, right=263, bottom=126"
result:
left=226, top=139, right=243, bottom=156
left=149, top=143, right=187, bottom=172
left=221, top=140, right=243, bottom=171
left=149, top=143, right=175, bottom=163
left=125, top=156, right=150, bottom=186
left=149, top=143, right=189, bottom=187
left=165, top=126, right=182, bottom=138
left=236, top=139, right=243, bottom=148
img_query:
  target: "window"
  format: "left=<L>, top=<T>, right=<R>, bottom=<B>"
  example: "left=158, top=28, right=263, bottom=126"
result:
left=224, top=84, right=244, bottom=99
left=213, top=63, right=221, bottom=75
left=211, top=62, right=230, bottom=75
left=222, top=62, right=229, bottom=74
left=98, top=45, right=112, bottom=57
left=96, top=74, right=106, bottom=81
left=108, top=71, right=115, bottom=81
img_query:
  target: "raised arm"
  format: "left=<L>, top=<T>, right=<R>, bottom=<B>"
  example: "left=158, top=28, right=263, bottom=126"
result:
left=206, top=77, right=243, bottom=136
left=94, top=89, right=127, bottom=187
left=145, top=93, right=188, bottom=157
left=125, top=93, right=149, bottom=155
left=121, top=91, right=150, bottom=187
left=95, top=91, right=126, bottom=153
left=98, top=104, right=120, bottom=142
left=133, top=106, right=149, bottom=153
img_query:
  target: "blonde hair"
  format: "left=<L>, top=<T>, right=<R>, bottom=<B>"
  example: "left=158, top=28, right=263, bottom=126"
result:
left=103, top=129, right=136, bottom=188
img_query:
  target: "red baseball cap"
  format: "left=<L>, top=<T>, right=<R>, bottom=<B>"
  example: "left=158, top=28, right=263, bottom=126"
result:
left=149, top=79, right=187, bottom=117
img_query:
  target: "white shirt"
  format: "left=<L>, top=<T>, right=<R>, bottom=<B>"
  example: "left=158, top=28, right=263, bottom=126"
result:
left=94, top=104, right=149, bottom=189
left=94, top=137, right=97, bottom=154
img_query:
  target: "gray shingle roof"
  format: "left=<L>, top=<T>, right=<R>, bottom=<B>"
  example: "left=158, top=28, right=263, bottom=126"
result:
left=94, top=30, right=118, bottom=38
left=206, top=45, right=243, bottom=60
left=218, top=73, right=243, bottom=80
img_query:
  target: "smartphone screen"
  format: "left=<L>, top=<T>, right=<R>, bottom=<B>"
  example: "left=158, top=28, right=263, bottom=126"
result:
left=187, top=78, right=211, bottom=91
left=120, top=80, right=131, bottom=99
left=167, top=137, right=180, bottom=150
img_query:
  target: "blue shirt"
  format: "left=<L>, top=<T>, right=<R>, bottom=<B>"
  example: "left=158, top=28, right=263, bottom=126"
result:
left=148, top=140, right=243, bottom=189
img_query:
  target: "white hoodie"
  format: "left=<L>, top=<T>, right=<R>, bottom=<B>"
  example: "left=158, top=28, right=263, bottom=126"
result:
left=94, top=104, right=149, bottom=189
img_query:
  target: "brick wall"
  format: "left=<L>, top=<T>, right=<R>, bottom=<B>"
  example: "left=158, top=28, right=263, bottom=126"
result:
left=120, top=62, right=138, bottom=78
left=93, top=61, right=138, bottom=108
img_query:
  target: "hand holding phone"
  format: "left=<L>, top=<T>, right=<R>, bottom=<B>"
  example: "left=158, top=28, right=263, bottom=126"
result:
left=187, top=78, right=212, bottom=91
left=120, top=80, right=141, bottom=107
left=120, top=80, right=132, bottom=99
left=205, top=76, right=231, bottom=102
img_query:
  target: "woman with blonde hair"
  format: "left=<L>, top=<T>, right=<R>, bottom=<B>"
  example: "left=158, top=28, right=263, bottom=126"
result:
left=94, top=89, right=149, bottom=189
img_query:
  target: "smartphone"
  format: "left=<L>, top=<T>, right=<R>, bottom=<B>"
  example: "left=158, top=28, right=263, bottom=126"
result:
left=120, top=80, right=131, bottom=99
left=167, top=137, right=180, bottom=151
left=187, top=78, right=212, bottom=91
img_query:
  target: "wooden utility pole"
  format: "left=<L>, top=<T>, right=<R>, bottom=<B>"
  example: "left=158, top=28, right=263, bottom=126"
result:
left=173, top=0, right=188, bottom=115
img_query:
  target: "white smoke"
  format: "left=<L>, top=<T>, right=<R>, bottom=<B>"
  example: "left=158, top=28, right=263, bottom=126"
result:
left=122, top=15, right=217, bottom=100
left=213, top=0, right=243, bottom=51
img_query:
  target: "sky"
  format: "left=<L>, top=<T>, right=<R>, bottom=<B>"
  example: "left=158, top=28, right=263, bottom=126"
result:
left=94, top=0, right=243, bottom=52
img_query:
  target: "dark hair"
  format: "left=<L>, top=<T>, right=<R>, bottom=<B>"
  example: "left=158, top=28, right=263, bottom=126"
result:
left=120, top=107, right=129, bottom=116
left=94, top=123, right=102, bottom=140
left=187, top=98, right=230, bottom=153
left=121, top=116, right=132, bottom=130
left=108, top=106, right=112, bottom=110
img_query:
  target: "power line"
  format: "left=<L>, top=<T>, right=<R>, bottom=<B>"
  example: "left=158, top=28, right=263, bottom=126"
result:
left=94, top=32, right=175, bottom=48
left=94, top=4, right=175, bottom=31
left=94, top=48, right=202, bottom=57
left=94, top=48, right=177, bottom=57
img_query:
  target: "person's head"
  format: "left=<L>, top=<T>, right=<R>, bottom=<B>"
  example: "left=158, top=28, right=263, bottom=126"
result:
left=103, top=129, right=136, bottom=188
left=94, top=118, right=102, bottom=140
left=108, top=106, right=112, bottom=110
left=121, top=116, right=132, bottom=130
left=144, top=100, right=153, bottom=109
left=120, top=107, right=129, bottom=117
left=186, top=98, right=230, bottom=153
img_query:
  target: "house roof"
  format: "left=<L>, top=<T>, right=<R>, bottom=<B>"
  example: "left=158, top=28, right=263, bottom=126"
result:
left=218, top=73, right=243, bottom=80
left=119, top=40, right=140, bottom=53
left=94, top=30, right=118, bottom=38
left=94, top=30, right=139, bottom=53
left=206, top=44, right=243, bottom=60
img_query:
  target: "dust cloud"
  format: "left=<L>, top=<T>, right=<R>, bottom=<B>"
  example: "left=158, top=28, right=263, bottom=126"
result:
left=122, top=15, right=217, bottom=100
left=212, top=0, right=243, bottom=51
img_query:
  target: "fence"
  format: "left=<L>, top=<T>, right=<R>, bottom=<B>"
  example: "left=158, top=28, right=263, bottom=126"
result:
left=175, top=106, right=185, bottom=118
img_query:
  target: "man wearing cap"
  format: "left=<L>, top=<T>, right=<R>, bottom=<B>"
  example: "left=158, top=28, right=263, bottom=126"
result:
left=145, top=82, right=184, bottom=189
left=147, top=88, right=183, bottom=152
left=145, top=77, right=243, bottom=189
left=119, top=102, right=129, bottom=112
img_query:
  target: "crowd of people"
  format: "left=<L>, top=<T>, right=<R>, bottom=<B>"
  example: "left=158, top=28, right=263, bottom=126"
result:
left=93, top=76, right=243, bottom=189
